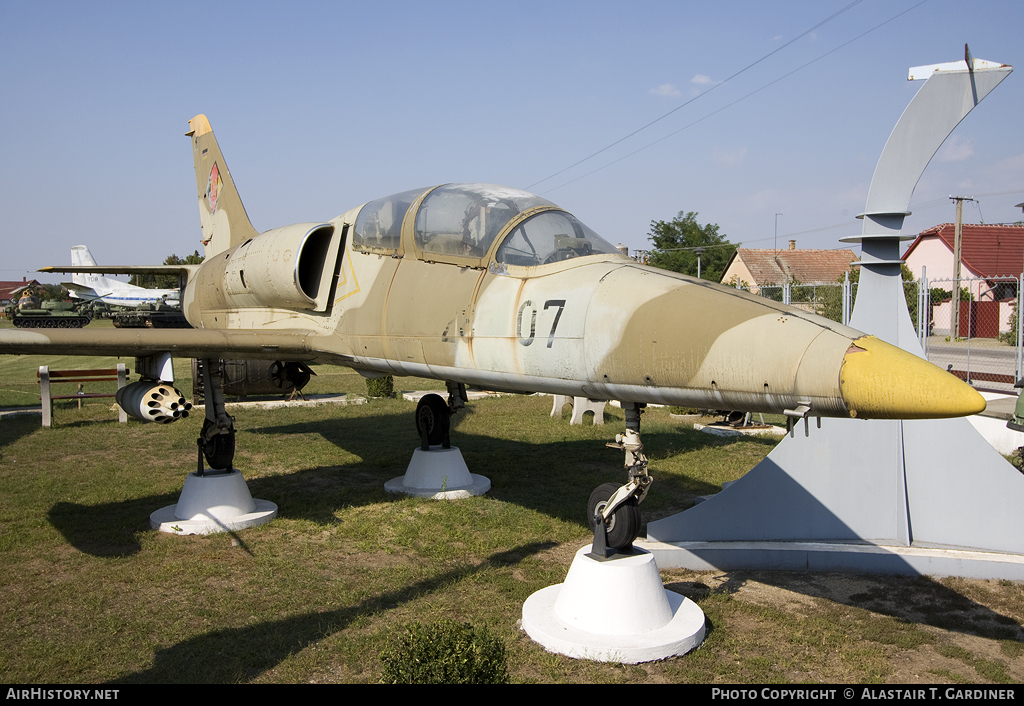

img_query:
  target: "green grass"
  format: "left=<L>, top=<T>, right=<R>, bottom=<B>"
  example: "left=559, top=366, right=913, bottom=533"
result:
left=2, top=347, right=1024, bottom=682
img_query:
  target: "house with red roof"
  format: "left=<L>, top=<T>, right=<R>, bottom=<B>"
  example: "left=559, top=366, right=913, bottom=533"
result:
left=902, top=223, right=1024, bottom=337
left=719, top=240, right=858, bottom=294
left=902, top=223, right=1024, bottom=300
left=0, top=278, right=42, bottom=308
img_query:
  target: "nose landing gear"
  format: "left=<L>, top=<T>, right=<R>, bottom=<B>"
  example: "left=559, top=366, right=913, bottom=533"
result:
left=589, top=402, right=651, bottom=557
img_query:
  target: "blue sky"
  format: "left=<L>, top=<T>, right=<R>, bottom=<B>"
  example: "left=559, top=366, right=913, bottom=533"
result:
left=1, top=0, right=1021, bottom=283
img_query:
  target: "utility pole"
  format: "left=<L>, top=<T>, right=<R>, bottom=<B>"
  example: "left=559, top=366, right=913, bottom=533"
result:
left=950, top=196, right=974, bottom=339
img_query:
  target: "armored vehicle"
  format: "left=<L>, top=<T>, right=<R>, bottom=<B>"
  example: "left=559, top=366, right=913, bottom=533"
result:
left=112, top=301, right=190, bottom=329
left=9, top=296, right=91, bottom=329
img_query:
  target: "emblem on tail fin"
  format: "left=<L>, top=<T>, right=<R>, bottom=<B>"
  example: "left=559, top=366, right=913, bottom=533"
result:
left=206, top=162, right=223, bottom=215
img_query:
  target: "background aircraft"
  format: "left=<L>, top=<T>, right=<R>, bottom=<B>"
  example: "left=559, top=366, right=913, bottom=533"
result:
left=62, top=245, right=180, bottom=309
left=2, top=114, right=985, bottom=549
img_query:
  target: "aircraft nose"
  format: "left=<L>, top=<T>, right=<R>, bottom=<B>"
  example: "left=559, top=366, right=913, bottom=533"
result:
left=839, top=335, right=986, bottom=419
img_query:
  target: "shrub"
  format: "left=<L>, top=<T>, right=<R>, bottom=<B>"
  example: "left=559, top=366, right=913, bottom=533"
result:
left=1000, top=299, right=1018, bottom=345
left=379, top=619, right=509, bottom=684
left=365, top=375, right=394, bottom=398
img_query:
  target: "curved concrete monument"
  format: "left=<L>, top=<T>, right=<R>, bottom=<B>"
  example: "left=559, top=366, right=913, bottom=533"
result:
left=643, top=49, right=1024, bottom=580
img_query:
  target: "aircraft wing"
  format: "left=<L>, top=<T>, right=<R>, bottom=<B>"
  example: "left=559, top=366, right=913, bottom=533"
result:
left=0, top=328, right=351, bottom=366
left=39, top=265, right=199, bottom=277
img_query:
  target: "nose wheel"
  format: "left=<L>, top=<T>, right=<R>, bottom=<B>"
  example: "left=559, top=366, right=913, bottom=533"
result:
left=590, top=402, right=651, bottom=556
left=588, top=483, right=641, bottom=551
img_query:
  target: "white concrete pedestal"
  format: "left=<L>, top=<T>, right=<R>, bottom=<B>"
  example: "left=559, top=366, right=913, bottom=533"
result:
left=550, top=395, right=607, bottom=425
left=150, top=469, right=277, bottom=535
left=521, top=545, right=705, bottom=663
left=385, top=447, right=490, bottom=499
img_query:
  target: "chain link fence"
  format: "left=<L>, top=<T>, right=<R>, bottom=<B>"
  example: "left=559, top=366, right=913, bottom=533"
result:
left=737, top=275, right=1023, bottom=392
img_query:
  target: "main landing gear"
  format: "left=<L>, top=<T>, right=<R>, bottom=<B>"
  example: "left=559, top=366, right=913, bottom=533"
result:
left=150, top=357, right=276, bottom=534
left=386, top=380, right=489, bottom=498
left=414, top=380, right=468, bottom=450
left=197, top=358, right=236, bottom=474
left=589, top=402, right=650, bottom=557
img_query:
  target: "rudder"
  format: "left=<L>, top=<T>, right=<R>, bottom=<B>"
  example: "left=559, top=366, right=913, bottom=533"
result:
left=70, top=245, right=96, bottom=287
left=186, top=114, right=259, bottom=258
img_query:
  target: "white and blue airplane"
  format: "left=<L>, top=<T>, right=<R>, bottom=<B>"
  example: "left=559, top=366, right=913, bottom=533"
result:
left=62, top=245, right=180, bottom=308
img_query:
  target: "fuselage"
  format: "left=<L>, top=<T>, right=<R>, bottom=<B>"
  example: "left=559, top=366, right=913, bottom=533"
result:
left=69, top=283, right=180, bottom=309
left=180, top=183, right=983, bottom=420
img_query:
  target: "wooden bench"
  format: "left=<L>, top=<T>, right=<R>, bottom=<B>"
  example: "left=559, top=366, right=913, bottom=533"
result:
left=38, top=365, right=128, bottom=428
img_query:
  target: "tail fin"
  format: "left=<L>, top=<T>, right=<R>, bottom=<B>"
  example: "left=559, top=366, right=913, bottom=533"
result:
left=186, top=114, right=259, bottom=258
left=70, top=245, right=97, bottom=287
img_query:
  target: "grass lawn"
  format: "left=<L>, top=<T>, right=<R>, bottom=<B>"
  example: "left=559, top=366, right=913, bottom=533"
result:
left=1, top=342, right=1023, bottom=683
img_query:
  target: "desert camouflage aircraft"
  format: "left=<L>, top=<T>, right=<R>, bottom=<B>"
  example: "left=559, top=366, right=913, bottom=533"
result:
left=2, top=115, right=985, bottom=549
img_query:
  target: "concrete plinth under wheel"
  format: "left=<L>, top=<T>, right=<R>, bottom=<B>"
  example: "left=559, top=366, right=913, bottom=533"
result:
left=150, top=469, right=277, bottom=535
left=521, top=545, right=705, bottom=663
left=385, top=446, right=490, bottom=499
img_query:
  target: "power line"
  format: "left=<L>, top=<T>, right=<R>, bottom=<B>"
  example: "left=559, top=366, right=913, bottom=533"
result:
left=525, top=0, right=866, bottom=191
left=537, top=0, right=930, bottom=196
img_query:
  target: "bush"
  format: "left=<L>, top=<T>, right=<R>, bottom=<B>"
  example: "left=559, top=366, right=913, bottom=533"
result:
left=1001, top=299, right=1018, bottom=345
left=365, top=375, right=394, bottom=398
left=379, top=619, right=509, bottom=684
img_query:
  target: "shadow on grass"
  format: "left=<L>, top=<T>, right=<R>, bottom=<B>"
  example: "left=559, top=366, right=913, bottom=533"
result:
left=665, top=570, right=1024, bottom=644
left=47, top=493, right=179, bottom=558
left=249, top=405, right=748, bottom=527
left=42, top=406, right=775, bottom=558
left=0, top=414, right=40, bottom=452
left=108, top=541, right=556, bottom=684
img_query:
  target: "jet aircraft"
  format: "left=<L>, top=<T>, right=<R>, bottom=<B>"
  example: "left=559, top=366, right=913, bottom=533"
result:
left=2, top=114, right=986, bottom=549
left=62, top=245, right=180, bottom=308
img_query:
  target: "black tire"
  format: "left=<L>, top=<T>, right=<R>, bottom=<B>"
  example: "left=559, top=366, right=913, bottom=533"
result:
left=415, top=393, right=450, bottom=446
left=588, top=482, right=641, bottom=550
left=202, top=419, right=236, bottom=470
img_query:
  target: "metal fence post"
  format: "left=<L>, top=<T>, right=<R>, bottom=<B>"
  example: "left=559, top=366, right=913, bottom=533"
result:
left=918, top=267, right=928, bottom=352
left=1018, top=272, right=1023, bottom=382
left=842, top=272, right=850, bottom=326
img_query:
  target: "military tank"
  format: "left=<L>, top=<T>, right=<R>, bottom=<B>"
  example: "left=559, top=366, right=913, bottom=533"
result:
left=9, top=294, right=91, bottom=328
left=112, top=301, right=190, bottom=329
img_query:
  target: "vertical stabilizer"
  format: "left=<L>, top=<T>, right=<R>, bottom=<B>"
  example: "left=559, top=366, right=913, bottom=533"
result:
left=186, top=115, right=259, bottom=258
left=70, top=245, right=95, bottom=287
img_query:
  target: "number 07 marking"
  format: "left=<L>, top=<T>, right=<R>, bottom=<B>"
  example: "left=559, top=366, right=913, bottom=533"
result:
left=543, top=300, right=565, bottom=348
left=518, top=299, right=566, bottom=348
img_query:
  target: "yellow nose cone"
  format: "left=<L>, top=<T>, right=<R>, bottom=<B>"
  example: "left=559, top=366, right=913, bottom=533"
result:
left=840, top=335, right=987, bottom=419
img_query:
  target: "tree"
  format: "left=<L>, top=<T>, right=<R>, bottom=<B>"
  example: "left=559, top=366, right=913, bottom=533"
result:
left=646, top=211, right=737, bottom=281
left=37, top=283, right=69, bottom=301
left=130, top=251, right=205, bottom=289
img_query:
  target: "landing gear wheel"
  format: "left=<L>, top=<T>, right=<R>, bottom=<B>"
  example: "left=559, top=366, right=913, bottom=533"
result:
left=415, top=393, right=450, bottom=447
left=588, top=482, right=641, bottom=550
left=201, top=419, right=236, bottom=470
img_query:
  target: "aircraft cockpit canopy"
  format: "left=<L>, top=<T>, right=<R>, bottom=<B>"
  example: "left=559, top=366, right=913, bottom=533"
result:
left=495, top=210, right=622, bottom=267
left=414, top=184, right=553, bottom=260
left=352, top=183, right=624, bottom=268
left=352, top=186, right=427, bottom=252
